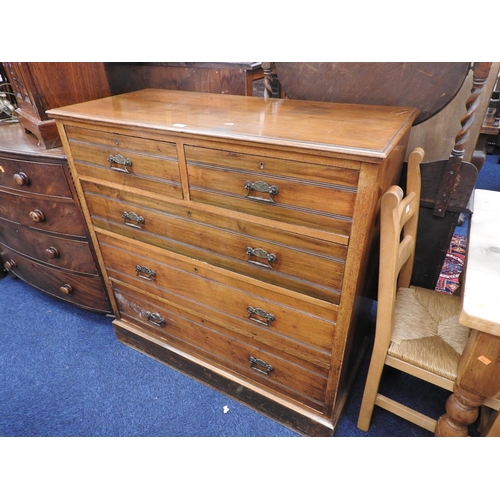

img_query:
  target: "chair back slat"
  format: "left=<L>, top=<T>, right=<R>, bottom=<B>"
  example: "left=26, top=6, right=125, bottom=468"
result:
left=377, top=148, right=424, bottom=343
left=399, top=148, right=423, bottom=287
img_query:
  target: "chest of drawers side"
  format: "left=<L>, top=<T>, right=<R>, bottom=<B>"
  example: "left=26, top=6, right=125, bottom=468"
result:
left=323, top=127, right=413, bottom=417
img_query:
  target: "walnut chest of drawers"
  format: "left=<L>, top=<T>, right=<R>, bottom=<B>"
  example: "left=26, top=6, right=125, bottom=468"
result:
left=0, top=123, right=111, bottom=314
left=49, top=89, right=418, bottom=436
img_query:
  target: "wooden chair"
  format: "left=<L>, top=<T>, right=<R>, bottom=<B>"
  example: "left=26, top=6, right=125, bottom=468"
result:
left=357, top=147, right=500, bottom=435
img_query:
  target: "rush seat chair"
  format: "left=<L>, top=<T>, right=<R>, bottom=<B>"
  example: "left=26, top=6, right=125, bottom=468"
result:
left=356, top=147, right=500, bottom=435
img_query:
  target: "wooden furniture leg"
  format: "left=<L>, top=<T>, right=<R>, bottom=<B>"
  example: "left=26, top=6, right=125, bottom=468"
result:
left=435, top=329, right=500, bottom=436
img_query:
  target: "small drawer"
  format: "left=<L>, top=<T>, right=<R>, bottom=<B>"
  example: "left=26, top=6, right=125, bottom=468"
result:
left=65, top=125, right=183, bottom=199
left=1, top=248, right=110, bottom=313
left=0, top=156, right=72, bottom=198
left=0, top=190, right=87, bottom=236
left=185, top=145, right=358, bottom=234
left=113, top=284, right=328, bottom=411
left=0, top=218, right=97, bottom=274
left=97, top=231, right=337, bottom=355
left=81, top=180, right=347, bottom=303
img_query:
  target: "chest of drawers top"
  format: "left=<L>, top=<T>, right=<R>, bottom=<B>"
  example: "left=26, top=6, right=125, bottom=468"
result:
left=48, top=88, right=418, bottom=159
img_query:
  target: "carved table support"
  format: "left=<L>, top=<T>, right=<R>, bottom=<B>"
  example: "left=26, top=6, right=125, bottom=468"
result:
left=433, top=62, right=491, bottom=216
left=261, top=62, right=275, bottom=98
left=436, top=329, right=500, bottom=436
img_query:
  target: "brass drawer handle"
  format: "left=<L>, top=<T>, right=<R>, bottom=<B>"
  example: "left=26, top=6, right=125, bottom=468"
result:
left=249, top=356, right=274, bottom=376
left=246, top=247, right=277, bottom=269
left=247, top=306, right=275, bottom=327
left=122, top=211, right=144, bottom=229
left=244, top=180, right=279, bottom=204
left=146, top=311, right=166, bottom=327
left=108, top=154, right=132, bottom=173
left=13, top=172, right=30, bottom=186
left=135, top=264, right=156, bottom=281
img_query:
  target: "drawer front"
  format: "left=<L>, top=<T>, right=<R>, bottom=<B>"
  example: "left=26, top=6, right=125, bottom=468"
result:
left=1, top=248, right=110, bottom=312
left=0, top=190, right=87, bottom=236
left=65, top=126, right=183, bottom=199
left=185, top=145, right=358, bottom=234
left=113, top=284, right=328, bottom=411
left=0, top=156, right=72, bottom=198
left=81, top=180, right=347, bottom=303
left=97, top=232, right=337, bottom=359
left=0, top=218, right=98, bottom=274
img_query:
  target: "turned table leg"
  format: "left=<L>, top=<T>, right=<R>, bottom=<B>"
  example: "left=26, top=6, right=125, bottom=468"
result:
left=436, top=387, right=485, bottom=436
left=435, top=329, right=500, bottom=437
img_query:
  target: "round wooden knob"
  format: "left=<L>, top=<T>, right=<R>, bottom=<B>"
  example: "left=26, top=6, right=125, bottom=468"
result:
left=44, top=246, right=59, bottom=259
left=59, top=284, right=73, bottom=295
left=13, top=172, right=30, bottom=186
left=29, top=209, right=45, bottom=223
left=4, top=259, right=17, bottom=271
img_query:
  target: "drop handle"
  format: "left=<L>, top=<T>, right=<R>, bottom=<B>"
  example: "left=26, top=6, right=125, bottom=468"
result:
left=108, top=154, right=132, bottom=173
left=246, top=247, right=277, bottom=268
left=249, top=356, right=274, bottom=376
left=29, top=209, right=45, bottom=223
left=244, top=180, right=279, bottom=203
left=13, top=172, right=30, bottom=186
left=135, top=265, right=156, bottom=281
left=247, top=306, right=275, bottom=327
left=146, top=311, right=166, bottom=327
left=122, top=211, right=144, bottom=229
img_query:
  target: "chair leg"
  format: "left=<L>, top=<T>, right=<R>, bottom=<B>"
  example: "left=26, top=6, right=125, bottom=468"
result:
left=357, top=349, right=388, bottom=431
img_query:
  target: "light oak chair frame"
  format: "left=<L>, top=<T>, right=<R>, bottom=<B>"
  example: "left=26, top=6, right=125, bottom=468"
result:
left=357, top=147, right=500, bottom=435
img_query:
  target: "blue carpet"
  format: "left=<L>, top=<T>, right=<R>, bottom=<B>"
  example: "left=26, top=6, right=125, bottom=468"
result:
left=0, top=277, right=300, bottom=437
left=0, top=262, right=450, bottom=438
left=477, top=149, right=500, bottom=191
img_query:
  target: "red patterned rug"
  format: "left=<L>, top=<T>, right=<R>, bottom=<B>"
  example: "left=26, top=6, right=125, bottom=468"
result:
left=435, top=234, right=467, bottom=295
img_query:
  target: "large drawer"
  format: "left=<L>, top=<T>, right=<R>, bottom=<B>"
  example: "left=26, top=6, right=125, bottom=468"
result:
left=81, top=179, right=347, bottom=303
left=185, top=145, right=358, bottom=235
left=113, top=283, right=328, bottom=412
left=96, top=231, right=337, bottom=364
left=0, top=218, right=97, bottom=274
left=64, top=125, right=183, bottom=199
left=0, top=156, right=72, bottom=198
left=0, top=189, right=87, bottom=236
left=0, top=247, right=110, bottom=312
